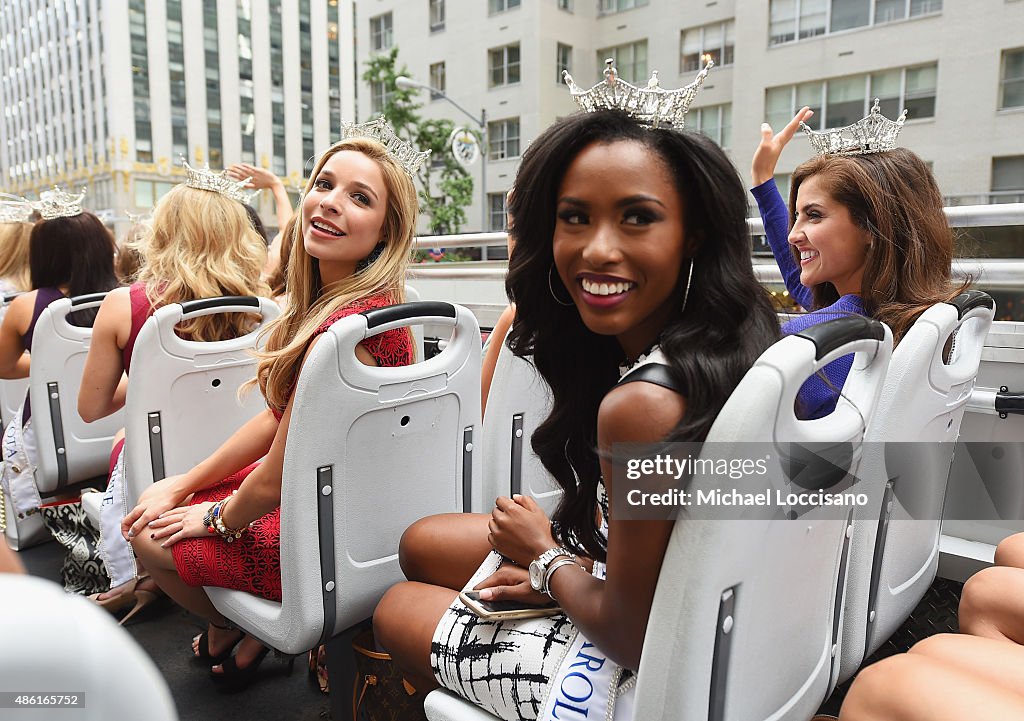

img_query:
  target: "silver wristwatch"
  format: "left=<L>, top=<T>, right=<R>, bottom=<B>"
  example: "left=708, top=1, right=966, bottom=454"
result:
left=529, top=547, right=574, bottom=592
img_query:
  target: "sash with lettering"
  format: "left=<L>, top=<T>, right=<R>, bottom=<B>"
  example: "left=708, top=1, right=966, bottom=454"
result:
left=537, top=560, right=636, bottom=721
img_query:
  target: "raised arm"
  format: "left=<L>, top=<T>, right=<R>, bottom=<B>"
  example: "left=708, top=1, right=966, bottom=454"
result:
left=227, top=163, right=293, bottom=232
left=0, top=292, right=33, bottom=379
left=78, top=288, right=131, bottom=423
left=752, top=108, right=815, bottom=310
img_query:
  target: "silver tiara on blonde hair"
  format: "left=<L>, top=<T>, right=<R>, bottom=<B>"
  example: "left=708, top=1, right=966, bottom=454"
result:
left=0, top=193, right=33, bottom=223
left=182, top=158, right=253, bottom=204
left=801, top=98, right=908, bottom=156
left=562, top=58, right=713, bottom=129
left=340, top=116, right=431, bottom=176
left=34, top=187, right=87, bottom=220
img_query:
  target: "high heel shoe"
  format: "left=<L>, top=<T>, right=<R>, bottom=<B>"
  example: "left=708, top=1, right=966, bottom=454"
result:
left=87, top=584, right=137, bottom=615
left=192, top=621, right=244, bottom=665
left=118, top=576, right=166, bottom=626
left=212, top=645, right=297, bottom=692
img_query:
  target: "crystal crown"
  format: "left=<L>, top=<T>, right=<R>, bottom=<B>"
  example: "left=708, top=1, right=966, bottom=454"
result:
left=0, top=193, right=33, bottom=224
left=34, top=187, right=86, bottom=220
left=341, top=116, right=431, bottom=176
left=183, top=159, right=253, bottom=204
left=801, top=99, right=908, bottom=156
left=562, top=58, right=713, bottom=129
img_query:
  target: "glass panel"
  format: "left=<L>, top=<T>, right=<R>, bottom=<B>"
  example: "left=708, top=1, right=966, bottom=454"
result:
left=796, top=81, right=824, bottom=128
left=1004, top=80, right=1024, bottom=110
left=799, top=0, right=827, bottom=38
left=992, top=156, right=1024, bottom=192
left=721, top=104, right=732, bottom=148
left=870, top=69, right=902, bottom=118
left=910, top=0, right=941, bottom=16
left=723, top=20, right=735, bottom=65
left=633, top=41, right=647, bottom=83
left=703, top=24, right=723, bottom=66
left=904, top=64, right=937, bottom=119
left=507, top=45, right=520, bottom=84
left=827, top=75, right=866, bottom=127
left=874, top=0, right=906, bottom=24
left=766, top=86, right=792, bottom=130
left=681, top=28, right=701, bottom=73
left=134, top=180, right=154, bottom=208
left=830, top=0, right=870, bottom=32
left=769, top=0, right=797, bottom=44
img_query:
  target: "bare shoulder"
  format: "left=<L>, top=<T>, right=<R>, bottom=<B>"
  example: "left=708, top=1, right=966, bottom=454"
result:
left=4, top=291, right=38, bottom=334
left=598, top=381, right=687, bottom=446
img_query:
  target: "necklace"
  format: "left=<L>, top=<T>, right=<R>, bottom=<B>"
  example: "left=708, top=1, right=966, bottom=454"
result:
left=618, top=340, right=662, bottom=378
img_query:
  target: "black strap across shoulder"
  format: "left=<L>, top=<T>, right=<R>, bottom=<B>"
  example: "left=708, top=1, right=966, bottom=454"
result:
left=618, top=363, right=686, bottom=394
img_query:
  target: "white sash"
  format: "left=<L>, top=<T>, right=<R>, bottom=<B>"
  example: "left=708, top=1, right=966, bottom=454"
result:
left=538, top=561, right=636, bottom=721
left=1, top=407, right=41, bottom=518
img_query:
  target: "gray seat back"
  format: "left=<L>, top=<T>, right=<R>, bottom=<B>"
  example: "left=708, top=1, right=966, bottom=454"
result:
left=208, top=301, right=482, bottom=654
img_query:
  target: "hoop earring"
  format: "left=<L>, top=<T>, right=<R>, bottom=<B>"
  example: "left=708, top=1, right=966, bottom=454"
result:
left=548, top=264, right=574, bottom=307
left=681, top=259, right=695, bottom=314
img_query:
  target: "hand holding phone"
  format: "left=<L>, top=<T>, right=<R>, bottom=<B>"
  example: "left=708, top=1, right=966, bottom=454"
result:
left=459, top=590, right=562, bottom=621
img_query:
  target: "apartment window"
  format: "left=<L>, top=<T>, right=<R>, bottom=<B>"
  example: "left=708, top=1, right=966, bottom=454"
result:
left=992, top=156, right=1024, bottom=204
left=765, top=63, right=937, bottom=129
left=1001, top=48, right=1024, bottom=109
left=599, top=0, right=649, bottom=14
left=681, top=20, right=735, bottom=73
left=489, top=0, right=520, bottom=13
left=488, top=117, right=521, bottom=160
left=370, top=13, right=393, bottom=51
left=770, top=0, right=941, bottom=45
left=558, top=0, right=573, bottom=10
left=489, top=44, right=521, bottom=87
left=430, top=0, right=445, bottom=31
left=556, top=43, right=572, bottom=84
left=429, top=62, right=447, bottom=100
left=370, top=81, right=394, bottom=115
left=134, top=180, right=176, bottom=209
left=693, top=104, right=732, bottom=148
left=597, top=40, right=648, bottom=84
left=488, top=192, right=508, bottom=231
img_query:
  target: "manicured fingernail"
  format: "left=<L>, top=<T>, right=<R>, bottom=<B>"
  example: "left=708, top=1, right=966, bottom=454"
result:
left=479, top=589, right=492, bottom=600
left=127, top=531, right=134, bottom=538
left=150, top=534, right=155, bottom=539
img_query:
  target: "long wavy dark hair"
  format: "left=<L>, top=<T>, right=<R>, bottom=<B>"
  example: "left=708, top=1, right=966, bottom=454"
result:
left=506, top=111, right=780, bottom=561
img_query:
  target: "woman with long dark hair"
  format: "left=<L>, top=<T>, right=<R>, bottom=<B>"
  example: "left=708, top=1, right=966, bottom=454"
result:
left=751, top=107, right=964, bottom=418
left=374, top=108, right=780, bottom=718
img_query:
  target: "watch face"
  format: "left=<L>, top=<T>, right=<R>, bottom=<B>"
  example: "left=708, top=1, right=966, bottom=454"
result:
left=529, top=561, right=544, bottom=591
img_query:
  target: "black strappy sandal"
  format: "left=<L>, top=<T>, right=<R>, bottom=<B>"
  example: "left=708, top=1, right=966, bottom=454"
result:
left=192, top=621, right=243, bottom=665
left=212, top=645, right=296, bottom=692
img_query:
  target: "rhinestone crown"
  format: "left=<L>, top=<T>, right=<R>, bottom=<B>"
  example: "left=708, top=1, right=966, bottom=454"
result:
left=183, top=159, right=253, bottom=204
left=563, top=58, right=713, bottom=129
left=801, top=99, right=908, bottom=156
left=0, top=193, right=32, bottom=224
left=34, top=187, right=86, bottom=220
left=341, top=116, right=431, bottom=176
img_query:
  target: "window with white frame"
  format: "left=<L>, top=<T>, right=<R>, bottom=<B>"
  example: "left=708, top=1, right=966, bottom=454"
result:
left=370, top=80, right=393, bottom=115
left=489, top=43, right=521, bottom=87
left=488, top=117, right=521, bottom=160
left=693, top=104, right=732, bottom=148
left=430, top=62, right=446, bottom=100
left=769, top=0, right=941, bottom=45
left=765, top=63, right=937, bottom=130
left=599, top=0, right=649, bottom=14
left=680, top=20, right=735, bottom=73
left=1001, top=48, right=1024, bottom=109
left=597, top=40, right=647, bottom=84
left=370, top=12, right=393, bottom=51
left=557, top=43, right=572, bottom=84
left=489, top=0, right=520, bottom=14
left=992, top=156, right=1024, bottom=204
left=430, top=0, right=445, bottom=31
left=488, top=192, right=508, bottom=231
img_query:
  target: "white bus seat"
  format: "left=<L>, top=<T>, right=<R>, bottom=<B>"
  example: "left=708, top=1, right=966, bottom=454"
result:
left=81, top=488, right=103, bottom=529
left=477, top=324, right=559, bottom=514
left=0, top=292, right=29, bottom=428
left=0, top=573, right=178, bottom=721
left=207, top=301, right=482, bottom=654
left=30, top=293, right=124, bottom=493
left=839, top=290, right=995, bottom=679
left=122, top=296, right=280, bottom=509
left=426, top=316, right=892, bottom=721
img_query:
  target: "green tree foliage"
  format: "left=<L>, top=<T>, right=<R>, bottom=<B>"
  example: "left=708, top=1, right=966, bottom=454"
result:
left=362, top=48, right=474, bottom=236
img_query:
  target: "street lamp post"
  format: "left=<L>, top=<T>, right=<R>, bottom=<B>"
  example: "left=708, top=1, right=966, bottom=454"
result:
left=395, top=76, right=489, bottom=240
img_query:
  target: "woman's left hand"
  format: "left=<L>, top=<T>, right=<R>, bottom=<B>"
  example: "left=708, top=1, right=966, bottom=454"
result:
left=488, top=495, right=558, bottom=566
left=148, top=502, right=217, bottom=548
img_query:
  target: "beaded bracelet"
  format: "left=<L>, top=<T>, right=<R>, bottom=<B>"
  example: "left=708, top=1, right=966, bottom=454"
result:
left=211, top=495, right=248, bottom=543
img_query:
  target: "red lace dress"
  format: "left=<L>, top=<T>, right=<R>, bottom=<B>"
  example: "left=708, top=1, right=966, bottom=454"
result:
left=172, top=293, right=414, bottom=601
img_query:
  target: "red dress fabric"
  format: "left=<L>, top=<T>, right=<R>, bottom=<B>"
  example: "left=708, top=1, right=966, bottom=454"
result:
left=172, top=292, right=413, bottom=601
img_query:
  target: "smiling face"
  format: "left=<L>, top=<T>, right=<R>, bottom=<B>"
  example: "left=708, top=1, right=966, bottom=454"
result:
left=301, top=149, right=389, bottom=285
left=788, top=173, right=871, bottom=297
left=552, top=139, right=688, bottom=359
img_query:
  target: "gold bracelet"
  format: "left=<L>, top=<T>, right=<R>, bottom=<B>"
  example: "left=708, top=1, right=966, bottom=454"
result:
left=212, top=496, right=248, bottom=543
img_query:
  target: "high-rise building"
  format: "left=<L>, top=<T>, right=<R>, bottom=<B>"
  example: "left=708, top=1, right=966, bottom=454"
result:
left=0, top=0, right=355, bottom=233
left=356, top=0, right=1024, bottom=232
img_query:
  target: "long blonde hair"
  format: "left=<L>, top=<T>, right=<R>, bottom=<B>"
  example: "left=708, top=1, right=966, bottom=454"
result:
left=135, top=184, right=270, bottom=341
left=255, top=137, right=418, bottom=413
left=0, top=222, right=33, bottom=291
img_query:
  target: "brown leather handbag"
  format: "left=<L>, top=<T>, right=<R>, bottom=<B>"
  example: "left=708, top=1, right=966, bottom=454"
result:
left=352, top=628, right=427, bottom=721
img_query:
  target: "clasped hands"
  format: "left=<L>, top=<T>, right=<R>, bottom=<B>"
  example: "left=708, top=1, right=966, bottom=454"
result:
left=476, top=494, right=560, bottom=606
left=120, top=474, right=212, bottom=547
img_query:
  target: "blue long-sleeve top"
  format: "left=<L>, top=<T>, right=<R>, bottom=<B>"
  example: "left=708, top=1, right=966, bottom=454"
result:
left=752, top=178, right=867, bottom=420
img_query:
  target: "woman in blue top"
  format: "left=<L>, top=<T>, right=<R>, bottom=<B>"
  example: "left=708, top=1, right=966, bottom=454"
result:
left=751, top=107, right=964, bottom=418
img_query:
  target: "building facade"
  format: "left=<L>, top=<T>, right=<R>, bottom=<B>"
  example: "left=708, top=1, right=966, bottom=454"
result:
left=1, top=0, right=355, bottom=233
left=355, top=0, right=1024, bottom=232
